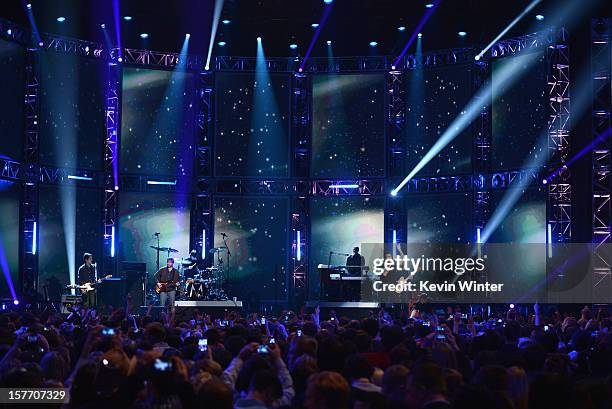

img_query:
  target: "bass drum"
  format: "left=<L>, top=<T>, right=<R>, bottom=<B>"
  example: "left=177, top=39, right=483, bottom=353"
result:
left=185, top=281, right=207, bottom=300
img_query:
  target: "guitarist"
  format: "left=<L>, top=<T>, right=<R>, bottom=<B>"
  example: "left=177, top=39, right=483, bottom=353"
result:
left=155, top=258, right=180, bottom=310
left=77, top=253, right=97, bottom=308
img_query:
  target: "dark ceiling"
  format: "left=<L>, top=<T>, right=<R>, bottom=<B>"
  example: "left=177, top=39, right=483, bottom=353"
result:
left=1, top=0, right=609, bottom=58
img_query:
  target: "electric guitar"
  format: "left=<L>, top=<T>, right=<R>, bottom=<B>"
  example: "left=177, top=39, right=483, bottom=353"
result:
left=155, top=281, right=176, bottom=294
left=67, top=275, right=113, bottom=294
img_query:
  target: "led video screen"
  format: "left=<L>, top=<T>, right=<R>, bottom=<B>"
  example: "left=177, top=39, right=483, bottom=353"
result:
left=492, top=51, right=547, bottom=170
left=0, top=39, right=25, bottom=162
left=406, top=192, right=473, bottom=243
left=406, top=64, right=473, bottom=176
left=214, top=196, right=288, bottom=303
left=121, top=67, right=196, bottom=176
left=119, top=192, right=191, bottom=280
left=0, top=180, right=20, bottom=298
left=38, top=185, right=103, bottom=301
left=309, top=196, right=384, bottom=299
left=312, top=74, right=386, bottom=178
left=489, top=186, right=547, bottom=244
left=215, top=73, right=290, bottom=177
left=39, top=52, right=106, bottom=170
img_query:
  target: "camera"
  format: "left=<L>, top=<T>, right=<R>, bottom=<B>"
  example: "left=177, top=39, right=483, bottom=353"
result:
left=257, top=344, right=269, bottom=354
left=153, top=358, right=172, bottom=372
left=198, top=338, right=208, bottom=352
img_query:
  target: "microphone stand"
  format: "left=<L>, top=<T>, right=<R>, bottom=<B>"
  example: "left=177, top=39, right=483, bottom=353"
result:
left=222, top=234, right=231, bottom=287
left=153, top=233, right=161, bottom=271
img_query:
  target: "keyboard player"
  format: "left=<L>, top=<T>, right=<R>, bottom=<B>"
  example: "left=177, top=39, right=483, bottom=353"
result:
left=346, top=247, right=366, bottom=276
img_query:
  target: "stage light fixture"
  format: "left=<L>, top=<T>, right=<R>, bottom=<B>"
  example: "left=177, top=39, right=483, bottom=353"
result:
left=100, top=23, right=106, bottom=29
left=542, top=179, right=548, bottom=185
left=56, top=16, right=66, bottom=23
left=509, top=303, right=515, bottom=309
left=458, top=31, right=467, bottom=37
left=324, top=0, right=333, bottom=4
left=326, top=40, right=332, bottom=45
left=222, top=19, right=230, bottom=24
left=13, top=299, right=19, bottom=306
left=257, top=36, right=262, bottom=42
left=536, top=14, right=544, bottom=20
left=117, top=56, right=123, bottom=62
left=38, top=41, right=43, bottom=47
left=7, top=29, right=12, bottom=35
left=391, top=65, right=396, bottom=70
left=329, top=184, right=359, bottom=189
left=123, top=15, right=133, bottom=21
left=140, top=32, right=149, bottom=39
left=289, top=43, right=298, bottom=49
left=26, top=3, right=32, bottom=9
left=218, top=41, right=226, bottom=47
left=369, top=41, right=378, bottom=47
left=418, top=32, right=423, bottom=38
left=397, top=25, right=406, bottom=31
left=186, top=33, right=191, bottom=38
left=311, top=23, right=319, bottom=28
left=390, top=190, right=398, bottom=197
left=425, top=3, right=434, bottom=8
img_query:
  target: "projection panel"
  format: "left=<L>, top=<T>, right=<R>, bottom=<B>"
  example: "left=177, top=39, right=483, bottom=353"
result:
left=312, top=74, right=386, bottom=178
left=0, top=180, right=20, bottom=298
left=406, top=64, right=473, bottom=177
left=121, top=67, right=196, bottom=176
left=0, top=39, right=25, bottom=162
left=39, top=52, right=106, bottom=170
left=492, top=52, right=547, bottom=171
left=406, top=192, right=473, bottom=243
left=215, top=73, right=290, bottom=177
left=309, top=196, right=384, bottom=298
left=214, top=197, right=288, bottom=302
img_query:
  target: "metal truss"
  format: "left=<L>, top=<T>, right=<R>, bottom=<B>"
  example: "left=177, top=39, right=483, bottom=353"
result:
left=547, top=28, right=571, bottom=243
left=406, top=48, right=475, bottom=69
left=0, top=159, right=21, bottom=181
left=473, top=60, right=491, bottom=231
left=292, top=73, right=310, bottom=178
left=118, top=175, right=190, bottom=192
left=20, top=49, right=40, bottom=303
left=404, top=175, right=472, bottom=193
left=42, top=33, right=108, bottom=60
left=214, top=179, right=294, bottom=195
left=103, top=63, right=120, bottom=275
left=387, top=70, right=406, bottom=177
left=591, top=19, right=612, bottom=295
left=490, top=168, right=542, bottom=190
left=196, top=72, right=213, bottom=177
left=190, top=193, right=213, bottom=266
left=118, top=48, right=204, bottom=70
left=290, top=196, right=308, bottom=301
left=215, top=56, right=299, bottom=72
left=306, top=56, right=389, bottom=72
left=311, top=180, right=385, bottom=196
left=39, top=166, right=100, bottom=186
left=489, top=29, right=555, bottom=59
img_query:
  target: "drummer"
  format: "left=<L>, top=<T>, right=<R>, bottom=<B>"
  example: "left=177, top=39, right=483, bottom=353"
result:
left=183, top=249, right=200, bottom=280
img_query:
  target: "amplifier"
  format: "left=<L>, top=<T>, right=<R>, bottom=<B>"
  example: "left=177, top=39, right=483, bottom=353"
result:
left=61, top=294, right=82, bottom=314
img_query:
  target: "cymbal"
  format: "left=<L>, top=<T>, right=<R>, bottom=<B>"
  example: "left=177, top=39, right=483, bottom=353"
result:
left=209, top=247, right=227, bottom=253
left=149, top=246, right=179, bottom=253
left=205, top=267, right=220, bottom=271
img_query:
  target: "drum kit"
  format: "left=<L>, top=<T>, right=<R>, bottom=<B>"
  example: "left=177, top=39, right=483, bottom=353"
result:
left=149, top=245, right=229, bottom=301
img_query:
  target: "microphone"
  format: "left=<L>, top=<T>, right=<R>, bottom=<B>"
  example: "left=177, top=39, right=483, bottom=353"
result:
left=220, top=232, right=228, bottom=237
left=153, top=232, right=160, bottom=236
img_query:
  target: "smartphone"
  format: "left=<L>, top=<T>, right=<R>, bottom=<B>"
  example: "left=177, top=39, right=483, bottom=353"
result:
left=154, top=358, right=172, bottom=371
left=422, top=321, right=431, bottom=327
left=257, top=344, right=269, bottom=354
left=198, top=338, right=208, bottom=352
left=435, top=326, right=444, bottom=332
left=261, top=317, right=266, bottom=325
left=330, top=317, right=335, bottom=321
left=101, top=328, right=115, bottom=336
left=435, top=334, right=446, bottom=340
left=269, top=337, right=276, bottom=344
left=544, top=325, right=550, bottom=332
left=220, top=320, right=228, bottom=327
left=461, top=314, right=468, bottom=319
left=297, top=329, right=302, bottom=336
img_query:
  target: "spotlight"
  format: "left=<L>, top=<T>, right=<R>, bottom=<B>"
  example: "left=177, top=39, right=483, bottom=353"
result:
left=205, top=64, right=210, bottom=70
left=13, top=299, right=19, bottom=306
left=474, top=55, right=480, bottom=61
left=326, top=40, right=332, bottom=45
left=391, top=65, right=396, bottom=70
left=38, top=41, right=43, bottom=47
left=298, top=67, right=303, bottom=72
left=123, top=15, right=133, bottom=21
left=289, top=43, right=298, bottom=50
left=391, top=190, right=398, bottom=197
left=542, top=178, right=548, bottom=185
left=369, top=41, right=378, bottom=47
left=324, top=0, right=333, bottom=4
left=222, top=19, right=230, bottom=25
left=100, top=23, right=106, bottom=29
left=311, top=23, right=319, bottom=28
left=397, top=25, right=406, bottom=31
left=7, top=29, right=12, bottom=35
left=186, top=33, right=191, bottom=38
left=85, top=46, right=89, bottom=52
left=417, top=32, right=423, bottom=38
left=114, top=185, right=119, bottom=190
left=56, top=16, right=66, bottom=23
left=117, top=56, right=123, bottom=62
left=218, top=41, right=226, bottom=47
left=26, top=3, right=32, bottom=10
left=535, top=14, right=544, bottom=21
left=458, top=31, right=467, bottom=37
left=509, top=303, right=515, bottom=309
left=140, top=33, right=149, bottom=39
left=257, top=36, right=262, bottom=42
left=425, top=3, right=434, bottom=8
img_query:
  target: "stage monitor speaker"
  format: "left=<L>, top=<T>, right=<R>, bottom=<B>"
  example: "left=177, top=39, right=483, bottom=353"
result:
left=97, top=278, right=124, bottom=309
left=122, top=262, right=147, bottom=312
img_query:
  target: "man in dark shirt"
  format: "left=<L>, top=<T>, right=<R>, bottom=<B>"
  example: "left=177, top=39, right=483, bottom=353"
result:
left=154, top=258, right=180, bottom=310
left=77, top=253, right=97, bottom=308
left=346, top=247, right=365, bottom=276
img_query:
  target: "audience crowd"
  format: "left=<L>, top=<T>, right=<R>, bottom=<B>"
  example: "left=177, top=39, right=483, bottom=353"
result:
left=0, top=303, right=611, bottom=409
